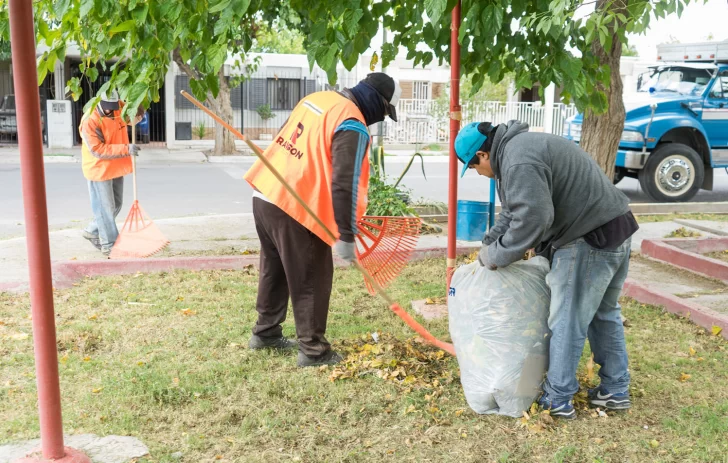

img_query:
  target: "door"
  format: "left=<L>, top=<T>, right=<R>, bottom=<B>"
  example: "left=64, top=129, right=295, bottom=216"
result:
left=703, top=69, right=728, bottom=149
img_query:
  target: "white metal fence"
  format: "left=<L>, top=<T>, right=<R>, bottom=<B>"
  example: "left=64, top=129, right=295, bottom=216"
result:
left=381, top=99, right=578, bottom=145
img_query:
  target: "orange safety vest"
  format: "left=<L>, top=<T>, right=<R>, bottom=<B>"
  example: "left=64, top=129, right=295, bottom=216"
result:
left=79, top=106, right=132, bottom=182
left=244, top=91, right=370, bottom=245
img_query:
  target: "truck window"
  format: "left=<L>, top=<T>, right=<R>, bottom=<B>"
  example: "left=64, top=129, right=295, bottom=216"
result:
left=709, top=71, right=728, bottom=99
left=639, top=67, right=713, bottom=95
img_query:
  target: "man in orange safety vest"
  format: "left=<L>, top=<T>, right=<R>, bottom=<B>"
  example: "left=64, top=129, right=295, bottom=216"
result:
left=244, top=73, right=401, bottom=367
left=79, top=89, right=143, bottom=256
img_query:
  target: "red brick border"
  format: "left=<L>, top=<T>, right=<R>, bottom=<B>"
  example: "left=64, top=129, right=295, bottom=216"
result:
left=641, top=238, right=728, bottom=282
left=49, top=245, right=480, bottom=290
left=623, top=278, right=728, bottom=340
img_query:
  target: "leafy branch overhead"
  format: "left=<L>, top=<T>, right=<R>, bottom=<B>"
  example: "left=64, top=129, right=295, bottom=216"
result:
left=295, top=0, right=697, bottom=113
left=0, top=0, right=698, bottom=121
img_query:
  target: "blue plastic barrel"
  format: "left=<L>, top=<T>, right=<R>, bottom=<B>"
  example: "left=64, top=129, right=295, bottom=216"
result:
left=456, top=200, right=490, bottom=241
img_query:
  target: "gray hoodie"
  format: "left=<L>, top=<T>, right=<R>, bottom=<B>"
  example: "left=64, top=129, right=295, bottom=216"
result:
left=484, top=121, right=631, bottom=268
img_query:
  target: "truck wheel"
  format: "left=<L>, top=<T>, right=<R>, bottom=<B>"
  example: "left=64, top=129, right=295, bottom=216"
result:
left=613, top=167, right=626, bottom=185
left=638, top=143, right=704, bottom=202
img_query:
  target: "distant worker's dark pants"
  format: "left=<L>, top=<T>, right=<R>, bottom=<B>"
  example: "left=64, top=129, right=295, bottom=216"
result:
left=251, top=197, right=334, bottom=356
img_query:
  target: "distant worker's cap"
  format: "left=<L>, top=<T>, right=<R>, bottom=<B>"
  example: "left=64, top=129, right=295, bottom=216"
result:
left=98, top=88, right=120, bottom=111
left=361, top=72, right=402, bottom=122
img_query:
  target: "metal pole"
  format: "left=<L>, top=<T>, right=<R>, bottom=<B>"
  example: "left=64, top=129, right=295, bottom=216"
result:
left=447, top=1, right=461, bottom=287
left=9, top=1, right=91, bottom=461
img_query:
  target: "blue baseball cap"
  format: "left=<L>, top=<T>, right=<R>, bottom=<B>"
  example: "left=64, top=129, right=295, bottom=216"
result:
left=455, top=122, right=489, bottom=177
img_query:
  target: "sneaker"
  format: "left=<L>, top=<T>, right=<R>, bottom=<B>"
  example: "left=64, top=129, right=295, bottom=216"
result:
left=588, top=386, right=631, bottom=410
left=297, top=350, right=343, bottom=368
left=82, top=231, right=102, bottom=250
left=538, top=393, right=577, bottom=420
left=101, top=247, right=112, bottom=257
left=248, top=335, right=298, bottom=350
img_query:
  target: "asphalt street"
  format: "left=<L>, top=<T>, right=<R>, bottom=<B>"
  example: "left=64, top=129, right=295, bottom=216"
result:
left=2, top=158, right=728, bottom=238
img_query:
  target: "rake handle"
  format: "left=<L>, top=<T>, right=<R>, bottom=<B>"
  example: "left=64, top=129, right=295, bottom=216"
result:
left=180, top=91, right=455, bottom=356
left=131, top=123, right=137, bottom=202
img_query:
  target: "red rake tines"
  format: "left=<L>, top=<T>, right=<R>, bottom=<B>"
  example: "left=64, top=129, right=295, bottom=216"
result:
left=355, top=216, right=422, bottom=295
left=109, top=200, right=169, bottom=259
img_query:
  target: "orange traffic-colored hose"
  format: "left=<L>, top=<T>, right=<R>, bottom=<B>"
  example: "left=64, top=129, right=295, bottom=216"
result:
left=180, top=91, right=455, bottom=356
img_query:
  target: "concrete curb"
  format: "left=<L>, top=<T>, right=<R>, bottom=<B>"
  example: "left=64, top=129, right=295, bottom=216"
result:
left=205, top=154, right=254, bottom=163
left=43, top=156, right=79, bottom=163
left=623, top=278, right=728, bottom=340
left=0, top=281, right=26, bottom=293
left=52, top=255, right=259, bottom=289
left=641, top=238, right=728, bottom=283
left=49, top=245, right=481, bottom=289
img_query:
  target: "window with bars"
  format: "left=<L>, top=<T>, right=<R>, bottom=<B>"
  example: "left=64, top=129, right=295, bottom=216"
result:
left=267, top=78, right=301, bottom=110
left=412, top=81, right=431, bottom=100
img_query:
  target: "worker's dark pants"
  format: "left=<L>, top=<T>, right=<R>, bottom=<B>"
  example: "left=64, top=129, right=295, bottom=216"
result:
left=252, top=198, right=334, bottom=356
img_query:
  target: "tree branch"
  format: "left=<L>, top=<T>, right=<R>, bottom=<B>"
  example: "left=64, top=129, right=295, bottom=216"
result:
left=172, top=47, right=200, bottom=81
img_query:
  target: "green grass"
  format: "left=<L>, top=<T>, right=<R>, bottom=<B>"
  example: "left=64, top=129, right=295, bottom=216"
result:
left=637, top=213, right=728, bottom=224
left=2, top=259, right=728, bottom=462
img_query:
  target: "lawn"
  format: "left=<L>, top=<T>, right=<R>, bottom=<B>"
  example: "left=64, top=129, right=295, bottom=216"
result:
left=2, top=259, right=727, bottom=463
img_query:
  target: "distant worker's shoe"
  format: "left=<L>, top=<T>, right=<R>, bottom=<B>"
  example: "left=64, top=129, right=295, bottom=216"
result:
left=82, top=230, right=102, bottom=250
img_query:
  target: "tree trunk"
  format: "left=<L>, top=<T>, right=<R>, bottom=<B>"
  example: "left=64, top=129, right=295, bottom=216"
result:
left=173, top=48, right=237, bottom=155
left=579, top=0, right=628, bottom=182
left=208, top=67, right=237, bottom=155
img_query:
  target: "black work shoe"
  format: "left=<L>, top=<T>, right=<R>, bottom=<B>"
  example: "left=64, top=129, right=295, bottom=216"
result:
left=82, top=230, right=102, bottom=250
left=248, top=335, right=298, bottom=350
left=297, top=350, right=343, bottom=368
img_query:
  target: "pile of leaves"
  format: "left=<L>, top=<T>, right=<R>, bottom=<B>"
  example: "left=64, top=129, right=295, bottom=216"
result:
left=665, top=227, right=702, bottom=239
left=328, top=332, right=457, bottom=390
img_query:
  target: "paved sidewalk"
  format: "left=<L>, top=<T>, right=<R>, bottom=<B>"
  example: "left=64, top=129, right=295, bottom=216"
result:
left=0, top=213, right=713, bottom=292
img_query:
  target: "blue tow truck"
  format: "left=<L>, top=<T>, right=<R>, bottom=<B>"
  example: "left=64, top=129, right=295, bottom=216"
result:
left=563, top=40, right=728, bottom=202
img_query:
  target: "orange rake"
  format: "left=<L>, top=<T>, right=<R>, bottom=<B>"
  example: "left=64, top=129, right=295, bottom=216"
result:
left=110, top=125, right=169, bottom=259
left=356, top=215, right=421, bottom=295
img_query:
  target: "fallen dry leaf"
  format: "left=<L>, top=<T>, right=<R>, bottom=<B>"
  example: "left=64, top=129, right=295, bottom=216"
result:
left=586, top=353, right=595, bottom=382
left=688, top=346, right=697, bottom=356
left=83, top=356, right=91, bottom=362
left=92, top=387, right=103, bottom=393
left=712, top=325, right=723, bottom=336
left=650, top=439, right=660, bottom=448
left=679, top=373, right=691, bottom=382
left=10, top=333, right=28, bottom=341
left=88, top=314, right=98, bottom=321
left=180, top=308, right=196, bottom=316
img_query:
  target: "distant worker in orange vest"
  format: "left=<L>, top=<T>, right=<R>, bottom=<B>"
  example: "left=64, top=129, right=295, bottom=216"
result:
left=244, top=73, right=401, bottom=367
left=79, top=89, right=144, bottom=256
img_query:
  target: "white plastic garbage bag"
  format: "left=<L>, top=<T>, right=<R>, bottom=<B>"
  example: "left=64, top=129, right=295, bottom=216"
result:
left=448, top=258, right=551, bottom=417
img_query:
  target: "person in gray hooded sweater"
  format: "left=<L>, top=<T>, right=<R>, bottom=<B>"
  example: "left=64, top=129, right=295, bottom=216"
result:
left=454, top=120, right=639, bottom=419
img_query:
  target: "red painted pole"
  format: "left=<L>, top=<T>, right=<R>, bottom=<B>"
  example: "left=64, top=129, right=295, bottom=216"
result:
left=7, top=3, right=90, bottom=463
left=447, top=1, right=461, bottom=287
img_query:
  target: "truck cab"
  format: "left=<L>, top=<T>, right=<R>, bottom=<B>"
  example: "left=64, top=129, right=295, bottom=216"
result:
left=563, top=40, right=728, bottom=202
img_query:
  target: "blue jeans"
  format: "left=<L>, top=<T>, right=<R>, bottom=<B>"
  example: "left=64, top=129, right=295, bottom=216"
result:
left=85, top=177, right=124, bottom=251
left=542, top=237, right=631, bottom=402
